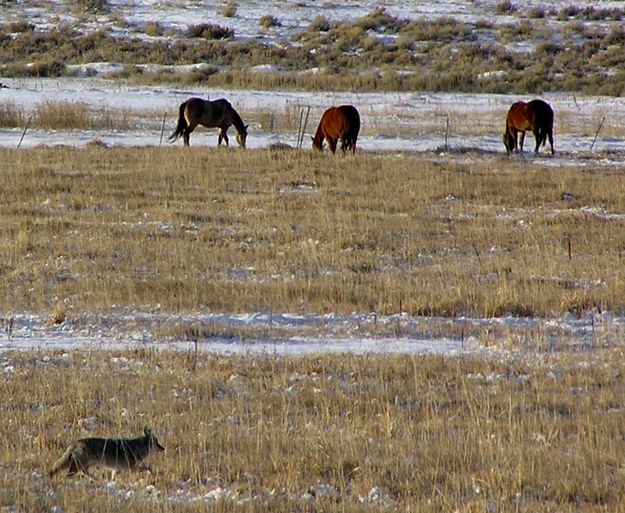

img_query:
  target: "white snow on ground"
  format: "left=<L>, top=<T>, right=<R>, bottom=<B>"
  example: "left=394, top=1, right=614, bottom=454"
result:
left=1, top=308, right=622, bottom=356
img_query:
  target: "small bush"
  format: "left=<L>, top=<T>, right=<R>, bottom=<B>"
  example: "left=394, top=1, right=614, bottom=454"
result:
left=496, top=1, right=516, bottom=15
left=557, top=6, right=580, bottom=20
left=66, top=0, right=109, bottom=14
left=259, top=15, right=280, bottom=29
left=605, top=27, right=625, bottom=45
left=403, top=17, right=475, bottom=43
left=9, top=20, right=34, bottom=32
left=144, top=21, right=163, bottom=37
left=308, top=15, right=329, bottom=32
left=534, top=41, right=565, bottom=58
left=187, top=23, right=234, bottom=39
left=527, top=6, right=545, bottom=19
left=357, top=7, right=406, bottom=33
left=497, top=20, right=533, bottom=42
left=17, top=60, right=67, bottom=78
left=580, top=6, right=622, bottom=21
left=220, top=2, right=237, bottom=17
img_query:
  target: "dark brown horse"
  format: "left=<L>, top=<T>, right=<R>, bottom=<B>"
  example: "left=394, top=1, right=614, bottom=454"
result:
left=503, top=99, right=554, bottom=155
left=312, top=105, right=360, bottom=154
left=169, top=97, right=248, bottom=148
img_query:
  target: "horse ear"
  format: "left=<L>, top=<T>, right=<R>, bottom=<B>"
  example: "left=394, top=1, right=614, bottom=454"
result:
left=245, top=125, right=249, bottom=129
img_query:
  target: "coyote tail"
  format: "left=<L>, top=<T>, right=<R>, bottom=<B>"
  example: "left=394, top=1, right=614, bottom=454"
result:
left=168, top=101, right=188, bottom=142
left=49, top=444, right=74, bottom=477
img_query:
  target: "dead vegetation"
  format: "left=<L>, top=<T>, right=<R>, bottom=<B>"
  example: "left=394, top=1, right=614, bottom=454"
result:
left=3, top=348, right=625, bottom=512
left=1, top=6, right=624, bottom=94
left=2, top=146, right=625, bottom=319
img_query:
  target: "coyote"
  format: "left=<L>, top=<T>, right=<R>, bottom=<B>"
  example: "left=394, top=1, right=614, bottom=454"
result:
left=49, top=427, right=165, bottom=479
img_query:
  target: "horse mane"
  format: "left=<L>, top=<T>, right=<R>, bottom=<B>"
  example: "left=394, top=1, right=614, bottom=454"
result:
left=312, top=119, right=325, bottom=146
left=229, top=104, right=246, bottom=135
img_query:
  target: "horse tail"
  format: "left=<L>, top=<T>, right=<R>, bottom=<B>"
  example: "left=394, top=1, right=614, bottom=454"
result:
left=168, top=101, right=188, bottom=142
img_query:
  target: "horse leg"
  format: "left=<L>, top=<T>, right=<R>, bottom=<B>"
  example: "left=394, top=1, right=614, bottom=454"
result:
left=328, top=137, right=338, bottom=154
left=218, top=128, right=229, bottom=147
left=518, top=130, right=526, bottom=152
left=184, top=122, right=197, bottom=147
left=533, top=129, right=543, bottom=154
left=546, top=129, right=554, bottom=155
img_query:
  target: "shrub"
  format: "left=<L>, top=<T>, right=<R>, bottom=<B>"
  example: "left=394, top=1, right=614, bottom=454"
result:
left=9, top=20, right=34, bottom=32
left=187, top=23, right=234, bottom=39
left=534, top=41, right=565, bottom=58
left=357, top=7, right=406, bottom=33
left=259, top=15, right=280, bottom=29
left=220, top=2, right=237, bottom=18
left=28, top=60, right=67, bottom=77
left=581, top=6, right=622, bottom=21
left=309, top=15, right=331, bottom=32
left=605, top=27, right=625, bottom=45
left=527, top=6, right=545, bottom=18
left=144, top=22, right=163, bottom=37
left=496, top=1, right=516, bottom=15
left=557, top=6, right=580, bottom=20
left=66, top=0, right=109, bottom=14
left=403, top=17, right=475, bottom=43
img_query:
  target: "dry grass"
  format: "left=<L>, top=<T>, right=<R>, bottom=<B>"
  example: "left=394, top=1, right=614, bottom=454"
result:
left=0, top=100, right=134, bottom=130
left=0, top=100, right=26, bottom=127
left=3, top=348, right=625, bottom=511
left=1, top=146, right=625, bottom=319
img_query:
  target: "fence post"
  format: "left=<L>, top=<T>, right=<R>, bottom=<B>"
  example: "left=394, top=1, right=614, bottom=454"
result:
left=17, top=114, right=33, bottom=149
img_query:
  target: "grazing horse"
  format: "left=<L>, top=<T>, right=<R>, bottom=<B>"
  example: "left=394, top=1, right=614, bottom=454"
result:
left=503, top=99, right=554, bottom=155
left=169, top=97, right=248, bottom=148
left=312, top=105, right=360, bottom=154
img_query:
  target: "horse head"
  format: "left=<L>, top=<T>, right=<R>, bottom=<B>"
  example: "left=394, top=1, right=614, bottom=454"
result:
left=311, top=135, right=323, bottom=151
left=503, top=131, right=515, bottom=154
left=236, top=125, right=248, bottom=148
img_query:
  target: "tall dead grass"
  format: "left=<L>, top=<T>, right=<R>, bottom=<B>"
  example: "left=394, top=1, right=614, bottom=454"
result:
left=0, top=100, right=134, bottom=130
left=3, top=349, right=625, bottom=511
left=1, top=146, right=625, bottom=319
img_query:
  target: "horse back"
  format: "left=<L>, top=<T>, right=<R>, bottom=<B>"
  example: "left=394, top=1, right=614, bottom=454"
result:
left=507, top=99, right=553, bottom=132
left=184, top=97, right=232, bottom=128
left=183, top=97, right=207, bottom=124
left=320, top=105, right=360, bottom=139
left=528, top=99, right=554, bottom=130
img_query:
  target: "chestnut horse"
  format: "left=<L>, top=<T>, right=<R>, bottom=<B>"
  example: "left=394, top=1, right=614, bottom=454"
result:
left=503, top=99, right=554, bottom=155
left=312, top=105, right=360, bottom=154
left=169, top=97, right=248, bottom=148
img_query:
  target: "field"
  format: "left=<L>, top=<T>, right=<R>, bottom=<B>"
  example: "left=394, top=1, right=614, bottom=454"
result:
left=1, top=145, right=625, bottom=509
left=5, top=348, right=625, bottom=512
left=4, top=146, right=625, bottom=320
left=3, top=1, right=625, bottom=511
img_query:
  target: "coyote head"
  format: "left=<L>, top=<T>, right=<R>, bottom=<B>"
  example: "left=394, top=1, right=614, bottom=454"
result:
left=144, top=427, right=165, bottom=452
